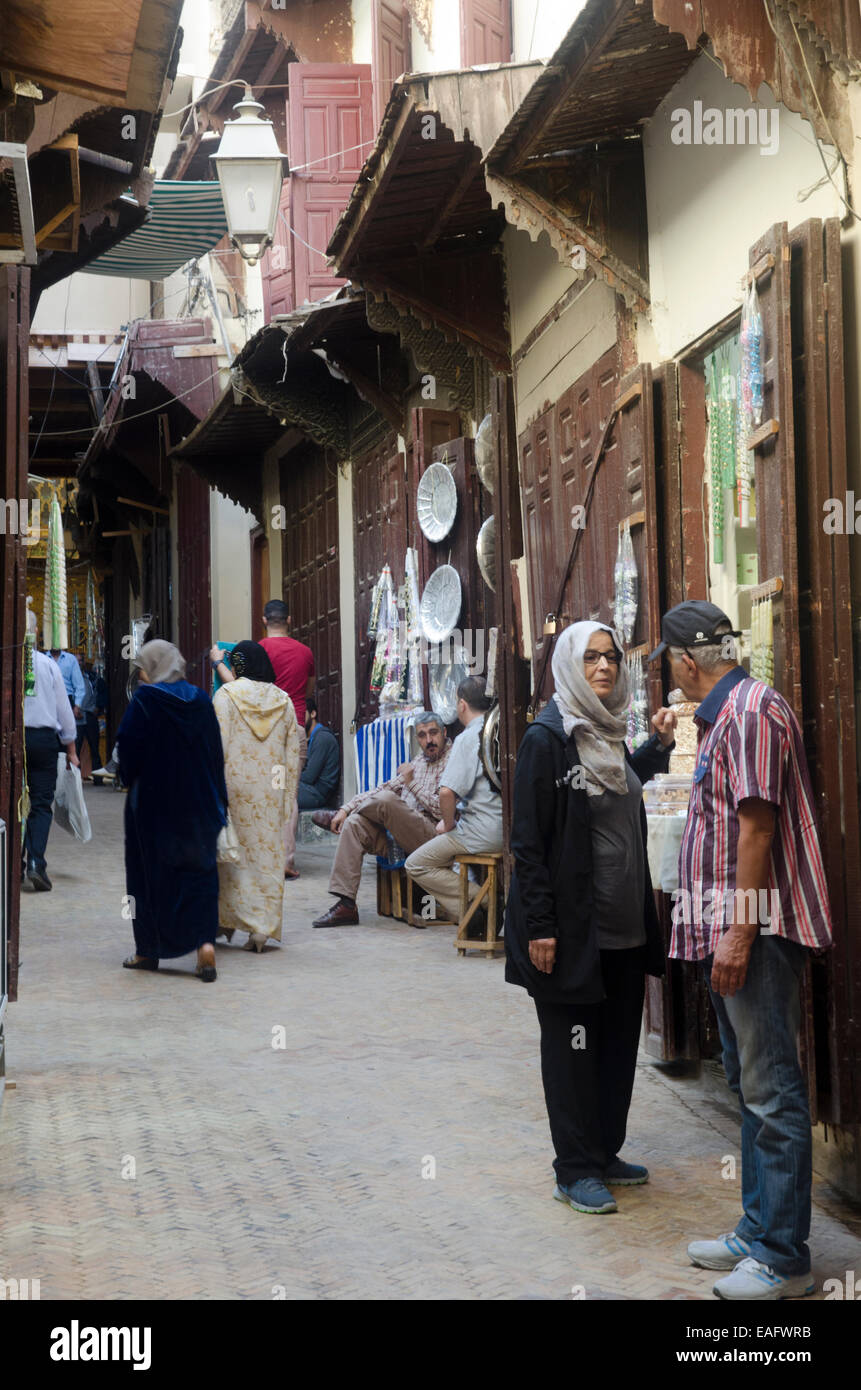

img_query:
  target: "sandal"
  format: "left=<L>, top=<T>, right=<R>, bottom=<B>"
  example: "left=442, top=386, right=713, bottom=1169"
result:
left=243, top=932, right=269, bottom=954
left=284, top=868, right=300, bottom=880
left=123, top=955, right=159, bottom=971
left=196, top=944, right=217, bottom=982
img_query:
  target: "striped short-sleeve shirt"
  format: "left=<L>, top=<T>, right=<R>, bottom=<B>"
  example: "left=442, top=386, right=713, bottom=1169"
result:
left=671, top=667, right=833, bottom=961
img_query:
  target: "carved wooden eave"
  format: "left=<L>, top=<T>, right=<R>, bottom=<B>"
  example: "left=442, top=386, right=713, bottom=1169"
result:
left=484, top=170, right=650, bottom=314
left=240, top=364, right=353, bottom=457
left=364, top=290, right=479, bottom=411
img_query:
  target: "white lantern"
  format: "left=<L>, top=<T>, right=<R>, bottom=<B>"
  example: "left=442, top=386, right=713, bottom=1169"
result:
left=214, top=90, right=286, bottom=264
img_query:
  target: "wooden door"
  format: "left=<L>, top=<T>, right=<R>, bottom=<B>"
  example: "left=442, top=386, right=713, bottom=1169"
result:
left=261, top=182, right=294, bottom=321
left=460, top=0, right=511, bottom=65
left=789, top=217, right=860, bottom=1125
left=748, top=223, right=802, bottom=720
left=280, top=444, right=342, bottom=741
left=288, top=64, right=374, bottom=306
left=175, top=465, right=211, bottom=692
left=352, top=430, right=405, bottom=726
left=0, top=267, right=29, bottom=1002
left=372, top=0, right=411, bottom=128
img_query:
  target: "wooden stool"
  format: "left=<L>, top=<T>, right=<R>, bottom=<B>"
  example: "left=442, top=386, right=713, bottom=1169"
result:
left=404, top=871, right=457, bottom=929
left=454, top=853, right=503, bottom=957
left=376, top=861, right=407, bottom=920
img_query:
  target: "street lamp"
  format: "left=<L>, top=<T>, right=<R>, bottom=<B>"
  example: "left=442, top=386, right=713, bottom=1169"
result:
left=214, top=88, right=286, bottom=265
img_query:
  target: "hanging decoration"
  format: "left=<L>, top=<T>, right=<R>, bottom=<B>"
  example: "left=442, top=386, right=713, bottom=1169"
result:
left=613, top=519, right=638, bottom=644
left=706, top=358, right=724, bottom=564
left=42, top=491, right=69, bottom=651
left=71, top=590, right=81, bottom=651
left=626, top=651, right=650, bottom=753
left=403, top=547, right=424, bottom=706
left=739, top=280, right=763, bottom=529
left=24, top=596, right=37, bottom=697
left=751, top=594, right=774, bottom=686
left=370, top=565, right=401, bottom=698
left=86, top=568, right=98, bottom=661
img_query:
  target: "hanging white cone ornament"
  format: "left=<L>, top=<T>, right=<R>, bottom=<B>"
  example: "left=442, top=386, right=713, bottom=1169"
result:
left=43, top=492, right=69, bottom=650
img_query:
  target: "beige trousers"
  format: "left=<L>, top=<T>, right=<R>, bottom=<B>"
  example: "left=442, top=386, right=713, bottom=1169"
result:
left=404, top=830, right=473, bottom=924
left=284, top=723, right=308, bottom=870
left=328, top=790, right=436, bottom=901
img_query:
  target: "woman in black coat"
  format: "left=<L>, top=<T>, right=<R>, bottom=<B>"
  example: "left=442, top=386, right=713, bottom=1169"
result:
left=505, top=621, right=676, bottom=1214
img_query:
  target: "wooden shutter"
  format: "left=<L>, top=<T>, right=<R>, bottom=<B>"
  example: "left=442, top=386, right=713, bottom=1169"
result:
left=748, top=223, right=802, bottom=719
left=261, top=182, right=294, bottom=321
left=789, top=217, right=861, bottom=1124
left=0, top=267, right=28, bottom=1002
left=372, top=0, right=411, bottom=129
left=176, top=465, right=212, bottom=692
left=288, top=64, right=374, bottom=306
left=460, top=0, right=511, bottom=66
left=280, top=444, right=342, bottom=747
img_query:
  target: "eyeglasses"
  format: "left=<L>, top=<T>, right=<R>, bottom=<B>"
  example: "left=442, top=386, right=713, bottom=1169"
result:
left=583, top=649, right=622, bottom=667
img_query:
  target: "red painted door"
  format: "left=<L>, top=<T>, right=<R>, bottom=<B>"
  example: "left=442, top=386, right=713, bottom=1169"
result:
left=288, top=63, right=374, bottom=306
left=260, top=181, right=294, bottom=321
left=372, top=0, right=411, bottom=127
left=461, top=0, right=511, bottom=65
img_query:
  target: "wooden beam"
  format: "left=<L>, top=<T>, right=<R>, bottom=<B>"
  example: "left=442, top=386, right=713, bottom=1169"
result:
left=419, top=149, right=480, bottom=249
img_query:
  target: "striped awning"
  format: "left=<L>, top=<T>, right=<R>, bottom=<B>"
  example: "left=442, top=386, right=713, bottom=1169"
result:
left=86, top=181, right=228, bottom=279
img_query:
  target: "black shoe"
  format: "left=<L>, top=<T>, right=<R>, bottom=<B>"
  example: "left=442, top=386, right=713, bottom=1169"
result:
left=27, top=865, right=52, bottom=892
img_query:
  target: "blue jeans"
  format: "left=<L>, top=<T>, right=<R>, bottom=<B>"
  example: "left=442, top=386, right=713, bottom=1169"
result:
left=704, top=933, right=811, bottom=1276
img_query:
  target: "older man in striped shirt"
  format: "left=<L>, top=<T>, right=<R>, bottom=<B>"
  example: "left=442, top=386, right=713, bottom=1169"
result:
left=650, top=601, right=832, bottom=1302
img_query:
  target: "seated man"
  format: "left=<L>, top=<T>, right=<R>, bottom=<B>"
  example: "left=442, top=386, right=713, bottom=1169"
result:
left=405, top=677, right=502, bottom=924
left=311, top=711, right=451, bottom=927
left=298, top=697, right=340, bottom=811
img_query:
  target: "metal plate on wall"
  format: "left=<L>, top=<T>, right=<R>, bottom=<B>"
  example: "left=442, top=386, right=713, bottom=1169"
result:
left=476, top=515, right=496, bottom=592
left=419, top=564, right=462, bottom=642
left=416, top=461, right=458, bottom=541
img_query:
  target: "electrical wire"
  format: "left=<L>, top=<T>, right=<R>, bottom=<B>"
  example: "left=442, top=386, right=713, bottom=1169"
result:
left=26, top=365, right=225, bottom=439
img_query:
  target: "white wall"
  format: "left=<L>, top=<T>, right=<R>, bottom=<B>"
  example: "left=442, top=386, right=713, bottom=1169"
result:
left=31, top=273, right=150, bottom=334
left=337, top=460, right=357, bottom=802
left=410, top=0, right=462, bottom=73
left=504, top=223, right=617, bottom=434
left=643, top=53, right=842, bottom=361
left=352, top=0, right=373, bottom=64
left=511, top=0, right=585, bottom=61
left=209, top=489, right=254, bottom=639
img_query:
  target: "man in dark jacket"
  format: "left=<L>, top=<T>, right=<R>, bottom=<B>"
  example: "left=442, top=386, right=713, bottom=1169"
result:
left=505, top=621, right=676, bottom=1216
left=298, top=697, right=340, bottom=810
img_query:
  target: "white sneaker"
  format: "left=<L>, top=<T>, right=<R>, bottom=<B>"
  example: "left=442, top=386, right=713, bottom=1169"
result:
left=713, top=1256, right=814, bottom=1301
left=687, top=1231, right=752, bottom=1269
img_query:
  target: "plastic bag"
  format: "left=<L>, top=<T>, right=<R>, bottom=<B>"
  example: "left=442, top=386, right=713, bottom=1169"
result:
left=52, top=756, right=92, bottom=842
left=216, top=813, right=242, bottom=865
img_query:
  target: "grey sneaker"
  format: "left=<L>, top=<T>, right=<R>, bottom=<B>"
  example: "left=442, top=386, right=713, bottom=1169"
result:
left=713, top=1256, right=814, bottom=1301
left=554, top=1178, right=617, bottom=1214
left=687, top=1231, right=752, bottom=1270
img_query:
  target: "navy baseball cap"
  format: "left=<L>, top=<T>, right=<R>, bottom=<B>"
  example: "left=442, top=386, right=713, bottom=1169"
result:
left=648, top=600, right=740, bottom=661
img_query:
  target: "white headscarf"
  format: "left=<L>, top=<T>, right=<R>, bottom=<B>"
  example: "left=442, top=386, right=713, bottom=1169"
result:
left=551, top=620, right=630, bottom=797
left=134, top=639, right=186, bottom=685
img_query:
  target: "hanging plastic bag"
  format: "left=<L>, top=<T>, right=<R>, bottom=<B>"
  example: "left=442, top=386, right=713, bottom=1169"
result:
left=619, top=520, right=638, bottom=643
left=52, top=756, right=92, bottom=842
left=216, top=812, right=242, bottom=865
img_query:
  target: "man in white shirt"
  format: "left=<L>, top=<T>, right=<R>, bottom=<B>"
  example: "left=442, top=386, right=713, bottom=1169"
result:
left=24, top=649, right=79, bottom=891
left=405, top=676, right=502, bottom=924
left=50, top=647, right=85, bottom=718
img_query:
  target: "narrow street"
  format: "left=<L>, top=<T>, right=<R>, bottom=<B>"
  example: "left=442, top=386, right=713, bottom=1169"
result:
left=1, top=785, right=857, bottom=1301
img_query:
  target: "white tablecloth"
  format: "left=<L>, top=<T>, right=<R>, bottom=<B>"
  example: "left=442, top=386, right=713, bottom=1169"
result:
left=646, top=812, right=687, bottom=893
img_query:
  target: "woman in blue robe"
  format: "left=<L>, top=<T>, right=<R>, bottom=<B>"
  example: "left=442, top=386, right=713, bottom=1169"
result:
left=117, top=640, right=227, bottom=982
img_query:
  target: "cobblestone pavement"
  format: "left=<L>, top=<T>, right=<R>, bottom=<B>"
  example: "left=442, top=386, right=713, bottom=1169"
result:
left=1, top=787, right=858, bottom=1300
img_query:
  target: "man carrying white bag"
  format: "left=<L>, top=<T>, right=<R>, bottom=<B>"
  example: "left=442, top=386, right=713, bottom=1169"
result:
left=23, top=649, right=83, bottom=891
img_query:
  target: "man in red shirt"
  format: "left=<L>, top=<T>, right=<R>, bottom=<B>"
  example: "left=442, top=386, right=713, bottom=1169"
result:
left=260, top=600, right=315, bottom=878
left=211, top=599, right=314, bottom=878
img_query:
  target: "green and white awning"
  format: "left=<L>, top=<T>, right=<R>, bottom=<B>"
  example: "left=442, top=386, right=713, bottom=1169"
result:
left=87, top=182, right=228, bottom=279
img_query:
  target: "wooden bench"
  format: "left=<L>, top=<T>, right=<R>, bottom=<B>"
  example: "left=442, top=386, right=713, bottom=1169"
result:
left=454, top=852, right=504, bottom=957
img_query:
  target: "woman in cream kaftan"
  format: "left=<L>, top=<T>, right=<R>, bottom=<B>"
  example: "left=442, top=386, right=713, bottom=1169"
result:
left=213, top=642, right=299, bottom=949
